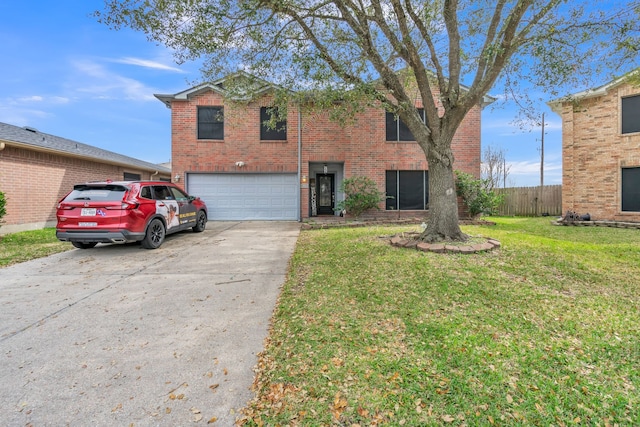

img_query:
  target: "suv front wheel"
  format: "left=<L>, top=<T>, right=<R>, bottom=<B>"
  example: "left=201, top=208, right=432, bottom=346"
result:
left=142, top=218, right=166, bottom=249
left=192, top=211, right=207, bottom=232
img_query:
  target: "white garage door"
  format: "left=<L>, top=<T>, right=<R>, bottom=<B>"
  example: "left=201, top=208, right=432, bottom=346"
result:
left=187, top=173, right=298, bottom=220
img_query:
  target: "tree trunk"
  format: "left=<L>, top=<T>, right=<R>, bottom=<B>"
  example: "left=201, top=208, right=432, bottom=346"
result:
left=420, top=143, right=468, bottom=243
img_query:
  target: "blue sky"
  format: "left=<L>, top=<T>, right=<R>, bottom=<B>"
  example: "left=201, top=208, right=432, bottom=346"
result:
left=1, top=1, right=564, bottom=187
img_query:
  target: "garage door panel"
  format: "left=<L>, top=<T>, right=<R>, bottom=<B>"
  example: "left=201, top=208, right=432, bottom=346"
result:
left=188, top=173, right=298, bottom=220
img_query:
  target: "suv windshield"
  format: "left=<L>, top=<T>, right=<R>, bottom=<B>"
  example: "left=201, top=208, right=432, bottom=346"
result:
left=63, top=184, right=128, bottom=202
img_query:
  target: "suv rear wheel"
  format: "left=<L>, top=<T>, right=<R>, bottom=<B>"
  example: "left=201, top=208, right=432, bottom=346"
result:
left=142, top=218, right=166, bottom=249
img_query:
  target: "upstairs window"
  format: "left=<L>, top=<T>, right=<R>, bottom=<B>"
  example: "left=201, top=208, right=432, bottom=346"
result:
left=198, top=106, right=224, bottom=140
left=622, top=95, right=640, bottom=134
left=386, top=108, right=425, bottom=141
left=386, top=170, right=429, bottom=210
left=260, top=107, right=287, bottom=140
left=622, top=167, right=640, bottom=211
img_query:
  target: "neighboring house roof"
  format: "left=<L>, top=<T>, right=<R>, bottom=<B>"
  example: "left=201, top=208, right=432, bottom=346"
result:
left=155, top=70, right=496, bottom=108
left=547, top=68, right=640, bottom=114
left=0, top=122, right=171, bottom=174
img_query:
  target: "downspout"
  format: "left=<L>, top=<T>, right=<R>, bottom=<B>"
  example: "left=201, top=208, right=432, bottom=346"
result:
left=297, top=108, right=302, bottom=222
left=150, top=170, right=159, bottom=180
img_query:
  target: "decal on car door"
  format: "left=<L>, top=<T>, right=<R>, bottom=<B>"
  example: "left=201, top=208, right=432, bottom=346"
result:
left=156, top=200, right=180, bottom=230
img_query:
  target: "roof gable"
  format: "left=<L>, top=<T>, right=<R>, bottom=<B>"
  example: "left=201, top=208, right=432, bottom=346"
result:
left=548, top=68, right=640, bottom=114
left=155, top=71, right=284, bottom=107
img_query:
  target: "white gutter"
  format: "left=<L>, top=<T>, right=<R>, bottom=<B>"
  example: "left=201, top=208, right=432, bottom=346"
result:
left=297, top=108, right=302, bottom=222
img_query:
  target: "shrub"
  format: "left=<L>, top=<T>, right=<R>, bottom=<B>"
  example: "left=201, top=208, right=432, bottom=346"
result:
left=335, top=176, right=386, bottom=219
left=455, top=170, right=503, bottom=217
left=0, top=190, right=6, bottom=228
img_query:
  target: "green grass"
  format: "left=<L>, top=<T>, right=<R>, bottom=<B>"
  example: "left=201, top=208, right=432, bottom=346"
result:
left=0, top=228, right=71, bottom=267
left=240, top=217, right=640, bottom=426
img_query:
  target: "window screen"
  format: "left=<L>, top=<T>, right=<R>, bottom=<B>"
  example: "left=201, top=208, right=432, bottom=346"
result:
left=622, top=95, right=640, bottom=134
left=260, top=107, right=287, bottom=140
left=622, top=167, right=640, bottom=211
left=198, top=106, right=224, bottom=139
left=399, top=171, right=424, bottom=210
left=386, top=171, right=398, bottom=210
left=385, top=109, right=425, bottom=141
left=385, top=170, right=429, bottom=210
left=385, top=112, right=398, bottom=142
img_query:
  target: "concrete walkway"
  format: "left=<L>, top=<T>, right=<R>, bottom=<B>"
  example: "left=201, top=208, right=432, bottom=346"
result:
left=0, top=221, right=300, bottom=426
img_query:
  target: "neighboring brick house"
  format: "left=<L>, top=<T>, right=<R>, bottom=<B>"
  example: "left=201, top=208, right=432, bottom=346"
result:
left=155, top=72, right=492, bottom=221
left=0, top=122, right=171, bottom=234
left=548, top=71, right=640, bottom=222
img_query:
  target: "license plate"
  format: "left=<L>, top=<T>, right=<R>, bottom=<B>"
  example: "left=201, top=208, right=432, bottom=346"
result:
left=81, top=208, right=96, bottom=216
left=78, top=222, right=97, bottom=227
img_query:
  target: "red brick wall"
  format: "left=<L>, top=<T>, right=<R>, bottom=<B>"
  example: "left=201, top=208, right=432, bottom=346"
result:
left=170, top=88, right=482, bottom=220
left=171, top=91, right=299, bottom=177
left=560, top=81, right=640, bottom=222
left=0, top=146, right=165, bottom=233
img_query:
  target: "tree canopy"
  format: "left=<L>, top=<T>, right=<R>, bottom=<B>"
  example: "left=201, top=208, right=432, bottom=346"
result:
left=97, top=0, right=640, bottom=241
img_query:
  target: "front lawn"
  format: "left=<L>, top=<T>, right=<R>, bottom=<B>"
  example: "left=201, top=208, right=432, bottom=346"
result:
left=0, top=228, right=70, bottom=267
left=240, top=217, right=639, bottom=425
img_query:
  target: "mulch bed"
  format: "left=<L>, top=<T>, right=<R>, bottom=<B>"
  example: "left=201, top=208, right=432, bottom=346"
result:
left=389, top=232, right=500, bottom=254
left=301, top=217, right=500, bottom=254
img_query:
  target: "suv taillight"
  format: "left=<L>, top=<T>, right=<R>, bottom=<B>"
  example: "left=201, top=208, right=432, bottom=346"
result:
left=104, top=201, right=139, bottom=210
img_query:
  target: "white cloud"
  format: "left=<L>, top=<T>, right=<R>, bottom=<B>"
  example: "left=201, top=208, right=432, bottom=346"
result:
left=5, top=95, right=71, bottom=107
left=0, top=105, right=51, bottom=126
left=12, top=95, right=70, bottom=105
left=504, top=159, right=562, bottom=187
left=51, top=96, right=70, bottom=104
left=71, top=59, right=157, bottom=101
left=18, top=95, right=43, bottom=102
left=113, top=57, right=185, bottom=73
left=509, top=159, right=561, bottom=174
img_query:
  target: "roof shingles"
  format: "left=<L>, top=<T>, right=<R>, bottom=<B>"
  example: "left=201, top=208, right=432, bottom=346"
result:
left=0, top=122, right=170, bottom=173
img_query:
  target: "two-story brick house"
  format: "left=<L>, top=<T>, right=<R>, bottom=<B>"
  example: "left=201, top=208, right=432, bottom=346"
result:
left=549, top=70, right=640, bottom=222
left=155, top=72, right=491, bottom=221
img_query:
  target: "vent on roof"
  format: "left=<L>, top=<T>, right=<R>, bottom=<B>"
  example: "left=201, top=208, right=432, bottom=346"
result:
left=23, top=126, right=39, bottom=133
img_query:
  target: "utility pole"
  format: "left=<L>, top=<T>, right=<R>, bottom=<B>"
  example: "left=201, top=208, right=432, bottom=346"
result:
left=540, top=113, right=545, bottom=188
left=503, top=157, right=507, bottom=188
left=539, top=113, right=545, bottom=216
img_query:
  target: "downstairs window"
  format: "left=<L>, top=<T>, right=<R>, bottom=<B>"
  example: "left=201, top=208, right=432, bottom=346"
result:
left=622, top=167, right=640, bottom=211
left=386, top=170, right=429, bottom=210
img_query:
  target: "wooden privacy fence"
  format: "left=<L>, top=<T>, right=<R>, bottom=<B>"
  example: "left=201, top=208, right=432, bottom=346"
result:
left=494, top=185, right=562, bottom=217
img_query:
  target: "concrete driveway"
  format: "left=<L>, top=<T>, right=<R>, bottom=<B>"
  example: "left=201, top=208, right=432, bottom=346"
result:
left=0, top=221, right=300, bottom=426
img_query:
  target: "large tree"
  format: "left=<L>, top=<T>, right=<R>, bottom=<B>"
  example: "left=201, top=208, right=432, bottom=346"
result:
left=97, top=0, right=639, bottom=242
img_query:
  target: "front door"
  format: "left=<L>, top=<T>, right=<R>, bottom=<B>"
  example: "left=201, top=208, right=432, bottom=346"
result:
left=317, top=174, right=335, bottom=215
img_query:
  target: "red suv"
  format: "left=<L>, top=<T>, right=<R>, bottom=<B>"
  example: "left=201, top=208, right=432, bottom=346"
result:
left=56, top=181, right=208, bottom=249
